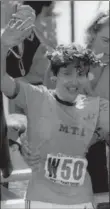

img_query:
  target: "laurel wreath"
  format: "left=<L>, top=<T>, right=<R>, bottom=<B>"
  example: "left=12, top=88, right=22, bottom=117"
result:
left=46, top=44, right=106, bottom=71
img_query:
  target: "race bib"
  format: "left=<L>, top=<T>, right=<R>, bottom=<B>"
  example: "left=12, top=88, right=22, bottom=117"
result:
left=44, top=153, right=87, bottom=186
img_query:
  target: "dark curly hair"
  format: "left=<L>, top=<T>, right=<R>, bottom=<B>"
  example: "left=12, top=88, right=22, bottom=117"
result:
left=46, top=43, right=105, bottom=76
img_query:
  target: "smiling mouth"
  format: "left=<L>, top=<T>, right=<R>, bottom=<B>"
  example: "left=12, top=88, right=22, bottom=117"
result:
left=66, top=86, right=78, bottom=93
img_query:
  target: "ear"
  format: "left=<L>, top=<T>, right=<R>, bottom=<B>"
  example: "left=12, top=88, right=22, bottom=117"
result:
left=46, top=53, right=52, bottom=60
left=88, top=72, right=94, bottom=81
left=51, top=76, right=57, bottom=83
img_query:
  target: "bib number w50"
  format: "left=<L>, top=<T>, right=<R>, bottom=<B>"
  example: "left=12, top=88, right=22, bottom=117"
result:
left=45, top=154, right=87, bottom=186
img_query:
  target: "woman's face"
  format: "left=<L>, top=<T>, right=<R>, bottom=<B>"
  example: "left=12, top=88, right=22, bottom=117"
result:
left=55, top=63, right=89, bottom=102
left=92, top=24, right=109, bottom=63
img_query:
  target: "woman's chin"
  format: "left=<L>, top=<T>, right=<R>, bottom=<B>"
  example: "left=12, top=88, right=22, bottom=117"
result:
left=67, top=92, right=79, bottom=102
left=103, top=55, right=109, bottom=64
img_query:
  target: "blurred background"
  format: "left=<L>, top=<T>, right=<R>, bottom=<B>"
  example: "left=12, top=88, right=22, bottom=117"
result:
left=55, top=1, right=109, bottom=45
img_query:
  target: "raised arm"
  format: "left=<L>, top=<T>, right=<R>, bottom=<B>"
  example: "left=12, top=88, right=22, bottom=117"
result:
left=1, top=43, right=17, bottom=98
left=96, top=98, right=109, bottom=146
left=1, top=4, right=35, bottom=97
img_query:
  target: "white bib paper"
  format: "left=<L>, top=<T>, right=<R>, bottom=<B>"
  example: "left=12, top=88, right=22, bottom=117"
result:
left=45, top=153, right=88, bottom=186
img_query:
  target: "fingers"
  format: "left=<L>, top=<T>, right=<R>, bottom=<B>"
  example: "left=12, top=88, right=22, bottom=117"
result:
left=23, top=154, right=40, bottom=163
left=12, top=5, right=36, bottom=23
left=8, top=18, right=21, bottom=28
left=8, top=17, right=33, bottom=31
left=1, top=6, right=35, bottom=48
left=12, top=10, right=35, bottom=22
left=17, top=5, right=35, bottom=15
left=21, top=139, right=41, bottom=170
left=17, top=17, right=34, bottom=30
left=9, top=19, right=23, bottom=29
left=8, top=4, right=35, bottom=32
left=6, top=18, right=33, bottom=43
left=21, top=143, right=40, bottom=160
left=2, top=3, right=36, bottom=48
left=21, top=148, right=40, bottom=169
left=21, top=144, right=40, bottom=158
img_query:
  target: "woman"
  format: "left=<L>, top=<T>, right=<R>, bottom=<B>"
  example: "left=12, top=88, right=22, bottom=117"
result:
left=85, top=11, right=109, bottom=99
left=85, top=11, right=109, bottom=194
left=1, top=10, right=109, bottom=207
left=44, top=11, right=109, bottom=195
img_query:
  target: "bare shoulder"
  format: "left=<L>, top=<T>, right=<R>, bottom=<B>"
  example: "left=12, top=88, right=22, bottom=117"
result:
left=27, top=84, right=48, bottom=94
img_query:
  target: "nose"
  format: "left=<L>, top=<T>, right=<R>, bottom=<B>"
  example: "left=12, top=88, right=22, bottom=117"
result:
left=67, top=74, right=78, bottom=86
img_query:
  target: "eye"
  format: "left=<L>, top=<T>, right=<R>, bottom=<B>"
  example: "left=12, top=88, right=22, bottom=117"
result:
left=12, top=127, right=19, bottom=132
left=64, top=71, right=71, bottom=76
left=78, top=72, right=83, bottom=76
left=102, top=37, right=109, bottom=43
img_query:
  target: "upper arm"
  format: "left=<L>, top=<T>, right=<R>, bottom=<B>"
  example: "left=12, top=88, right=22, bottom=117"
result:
left=2, top=72, right=47, bottom=113
left=1, top=73, right=17, bottom=98
left=12, top=82, right=46, bottom=114
left=99, top=98, right=109, bottom=132
left=96, top=98, right=109, bottom=141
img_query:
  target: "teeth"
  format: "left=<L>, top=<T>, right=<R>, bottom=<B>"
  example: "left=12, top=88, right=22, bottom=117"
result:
left=69, top=86, right=77, bottom=89
left=69, top=88, right=75, bottom=90
left=67, top=87, right=77, bottom=92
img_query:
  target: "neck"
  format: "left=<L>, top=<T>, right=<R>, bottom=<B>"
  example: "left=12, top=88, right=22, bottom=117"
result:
left=55, top=90, right=76, bottom=106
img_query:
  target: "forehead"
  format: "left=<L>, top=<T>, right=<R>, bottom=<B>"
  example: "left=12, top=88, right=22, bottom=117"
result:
left=60, top=63, right=77, bottom=73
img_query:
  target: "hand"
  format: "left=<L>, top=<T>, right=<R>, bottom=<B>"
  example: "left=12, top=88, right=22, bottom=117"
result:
left=1, top=4, right=36, bottom=49
left=20, top=135, right=41, bottom=171
left=12, top=4, right=36, bottom=23
left=1, top=18, right=34, bottom=49
left=12, top=4, right=55, bottom=50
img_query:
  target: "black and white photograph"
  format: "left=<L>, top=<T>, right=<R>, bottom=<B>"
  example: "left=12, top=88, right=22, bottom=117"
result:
left=0, top=1, right=109, bottom=208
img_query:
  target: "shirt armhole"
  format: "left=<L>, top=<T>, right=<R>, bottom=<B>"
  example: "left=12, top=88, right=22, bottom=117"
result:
left=7, top=81, right=20, bottom=100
